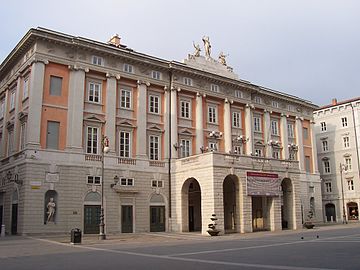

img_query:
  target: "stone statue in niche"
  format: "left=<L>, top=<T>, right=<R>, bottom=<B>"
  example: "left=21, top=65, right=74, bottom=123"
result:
left=202, top=36, right=212, bottom=58
left=46, top=197, right=56, bottom=223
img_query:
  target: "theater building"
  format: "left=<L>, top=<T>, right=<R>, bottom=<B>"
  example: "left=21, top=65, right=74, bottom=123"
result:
left=0, top=28, right=322, bottom=235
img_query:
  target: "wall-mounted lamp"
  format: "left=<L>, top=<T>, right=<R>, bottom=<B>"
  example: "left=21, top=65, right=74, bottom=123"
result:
left=233, top=135, right=248, bottom=144
left=208, top=131, right=223, bottom=139
left=110, top=175, right=120, bottom=188
left=268, top=140, right=280, bottom=146
left=200, top=146, right=209, bottom=153
left=173, top=143, right=183, bottom=151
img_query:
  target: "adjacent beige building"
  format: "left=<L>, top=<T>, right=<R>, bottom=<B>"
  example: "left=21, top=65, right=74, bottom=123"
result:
left=0, top=28, right=322, bottom=236
left=314, top=98, right=360, bottom=223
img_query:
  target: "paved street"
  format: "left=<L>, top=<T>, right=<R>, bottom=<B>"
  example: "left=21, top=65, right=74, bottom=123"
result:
left=1, top=224, right=360, bottom=270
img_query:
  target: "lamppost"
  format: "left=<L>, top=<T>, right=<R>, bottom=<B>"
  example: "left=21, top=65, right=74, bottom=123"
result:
left=339, top=163, right=348, bottom=224
left=99, top=135, right=110, bottom=240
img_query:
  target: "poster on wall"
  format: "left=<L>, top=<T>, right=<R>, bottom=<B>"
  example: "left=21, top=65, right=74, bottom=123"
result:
left=246, top=172, right=280, bottom=196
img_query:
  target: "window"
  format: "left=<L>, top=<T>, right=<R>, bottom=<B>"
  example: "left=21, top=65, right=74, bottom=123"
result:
left=180, top=139, right=191, bottom=158
left=87, top=176, right=101, bottom=185
left=345, top=157, right=352, bottom=171
left=289, top=152, right=296, bottom=161
left=271, top=120, right=279, bottom=135
left=120, top=89, right=131, bottom=109
left=149, top=135, right=160, bottom=160
left=303, top=127, right=309, bottom=139
left=208, top=142, right=218, bottom=151
left=210, top=84, right=219, bottom=93
left=120, top=178, right=134, bottom=186
left=0, top=100, right=4, bottom=118
left=208, top=105, right=217, bottom=124
left=123, top=63, right=133, bottom=73
left=253, top=116, right=261, bottom=132
left=87, top=126, right=99, bottom=154
left=254, top=96, right=262, bottom=104
left=343, top=136, right=350, bottom=148
left=232, top=112, right=241, bottom=128
left=322, top=140, right=329, bottom=152
left=183, top=77, right=192, bottom=86
left=323, top=160, right=330, bottom=174
left=305, top=156, right=311, bottom=173
left=7, top=129, right=14, bottom=156
left=272, top=101, right=279, bottom=108
left=152, top=180, right=163, bottom=188
left=152, top=71, right=161, bottom=80
left=149, top=95, right=160, bottom=114
left=9, top=91, right=16, bottom=110
left=234, top=145, right=242, bottom=155
left=341, top=117, right=348, bottom=127
left=325, top=182, right=332, bottom=193
left=287, top=123, right=294, bottom=138
left=20, top=122, right=27, bottom=150
left=46, top=121, right=60, bottom=150
left=92, top=56, right=103, bottom=66
left=347, top=180, right=354, bottom=191
left=119, top=131, right=131, bottom=158
left=180, top=100, right=190, bottom=118
left=23, top=77, right=29, bottom=99
left=254, top=148, right=262, bottom=157
left=320, top=122, right=327, bottom=132
left=88, top=81, right=101, bottom=103
left=234, top=90, right=243, bottom=98
left=49, top=76, right=62, bottom=96
left=272, top=150, right=280, bottom=159
left=287, top=104, right=295, bottom=112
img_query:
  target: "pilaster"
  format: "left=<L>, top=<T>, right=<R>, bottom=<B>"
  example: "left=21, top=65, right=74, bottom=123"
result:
left=280, top=114, right=289, bottom=159
left=195, top=92, right=204, bottom=154
left=223, top=98, right=232, bottom=153
left=264, top=110, right=271, bottom=158
left=310, top=120, right=319, bottom=173
left=245, top=104, right=253, bottom=155
left=295, top=116, right=305, bottom=171
left=170, top=87, right=178, bottom=158
left=136, top=80, right=149, bottom=158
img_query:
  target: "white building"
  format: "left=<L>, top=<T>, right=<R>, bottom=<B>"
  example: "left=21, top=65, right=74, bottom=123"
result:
left=314, top=98, right=360, bottom=223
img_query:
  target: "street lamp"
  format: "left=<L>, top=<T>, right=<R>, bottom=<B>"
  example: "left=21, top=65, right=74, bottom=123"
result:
left=99, top=135, right=110, bottom=240
left=339, top=163, right=348, bottom=224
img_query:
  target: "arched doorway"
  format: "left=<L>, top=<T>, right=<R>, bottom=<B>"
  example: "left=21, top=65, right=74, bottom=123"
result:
left=150, top=194, right=165, bottom=232
left=11, top=189, right=18, bottom=235
left=83, top=192, right=101, bottom=234
left=281, top=178, right=293, bottom=230
left=325, top=203, right=336, bottom=222
left=181, top=178, right=201, bottom=232
left=223, top=175, right=238, bottom=233
left=347, top=202, right=359, bottom=221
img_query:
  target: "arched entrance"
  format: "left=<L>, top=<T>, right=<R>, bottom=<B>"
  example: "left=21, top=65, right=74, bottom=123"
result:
left=181, top=178, right=201, bottom=232
left=281, top=178, right=293, bottom=230
left=150, top=194, right=165, bottom=232
left=347, top=202, right=358, bottom=221
left=223, top=175, right=238, bottom=233
left=11, top=189, right=18, bottom=235
left=325, top=203, right=336, bottom=222
left=83, top=192, right=101, bottom=234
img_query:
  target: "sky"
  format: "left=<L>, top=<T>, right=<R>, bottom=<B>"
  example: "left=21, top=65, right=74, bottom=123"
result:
left=1, top=0, right=359, bottom=106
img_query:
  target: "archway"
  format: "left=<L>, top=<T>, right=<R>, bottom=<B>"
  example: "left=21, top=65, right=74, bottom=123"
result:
left=150, top=194, right=165, bottom=232
left=281, top=178, right=293, bottom=230
left=325, top=203, right=336, bottom=222
left=347, top=202, right=358, bottom=221
left=181, top=178, right=201, bottom=232
left=83, top=192, right=101, bottom=234
left=223, top=175, right=238, bottom=233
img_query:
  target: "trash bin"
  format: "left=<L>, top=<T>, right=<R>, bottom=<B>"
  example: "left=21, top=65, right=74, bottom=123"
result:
left=70, top=228, right=81, bottom=244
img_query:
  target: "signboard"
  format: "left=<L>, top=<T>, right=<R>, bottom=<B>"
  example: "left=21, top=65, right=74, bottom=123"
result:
left=246, top=172, right=280, bottom=196
left=46, top=173, right=59, bottom=183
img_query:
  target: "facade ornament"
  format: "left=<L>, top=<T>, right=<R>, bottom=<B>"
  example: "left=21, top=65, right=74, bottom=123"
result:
left=164, top=85, right=169, bottom=91
left=177, top=87, right=181, bottom=92
left=202, top=36, right=212, bottom=58
left=137, top=80, right=150, bottom=87
left=106, top=73, right=121, bottom=80
left=196, top=92, right=201, bottom=97
left=225, top=98, right=229, bottom=104
left=203, top=93, right=207, bottom=98
left=218, top=52, right=228, bottom=66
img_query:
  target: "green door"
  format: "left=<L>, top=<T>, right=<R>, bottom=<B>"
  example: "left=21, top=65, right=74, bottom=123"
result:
left=150, top=206, right=165, bottom=232
left=84, top=205, right=100, bottom=234
left=121, top=205, right=133, bottom=233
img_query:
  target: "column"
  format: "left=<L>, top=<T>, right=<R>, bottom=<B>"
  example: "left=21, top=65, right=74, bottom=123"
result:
left=163, top=86, right=170, bottom=159
left=264, top=110, right=271, bottom=158
left=310, top=121, right=319, bottom=173
left=295, top=116, right=305, bottom=171
left=223, top=98, right=232, bottom=153
left=105, top=73, right=119, bottom=154
left=170, top=87, right=178, bottom=158
left=280, top=114, right=289, bottom=159
left=244, top=104, right=253, bottom=155
left=27, top=60, right=46, bottom=148
left=66, top=67, right=86, bottom=152
left=195, top=92, right=203, bottom=154
left=136, top=81, right=148, bottom=158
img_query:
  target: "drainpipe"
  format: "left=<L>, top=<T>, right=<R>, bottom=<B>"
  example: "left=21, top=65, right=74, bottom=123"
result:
left=168, top=67, right=173, bottom=218
left=350, top=103, right=360, bottom=178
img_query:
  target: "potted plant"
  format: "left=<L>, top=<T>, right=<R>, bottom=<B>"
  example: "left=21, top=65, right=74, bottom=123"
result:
left=303, top=210, right=315, bottom=229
